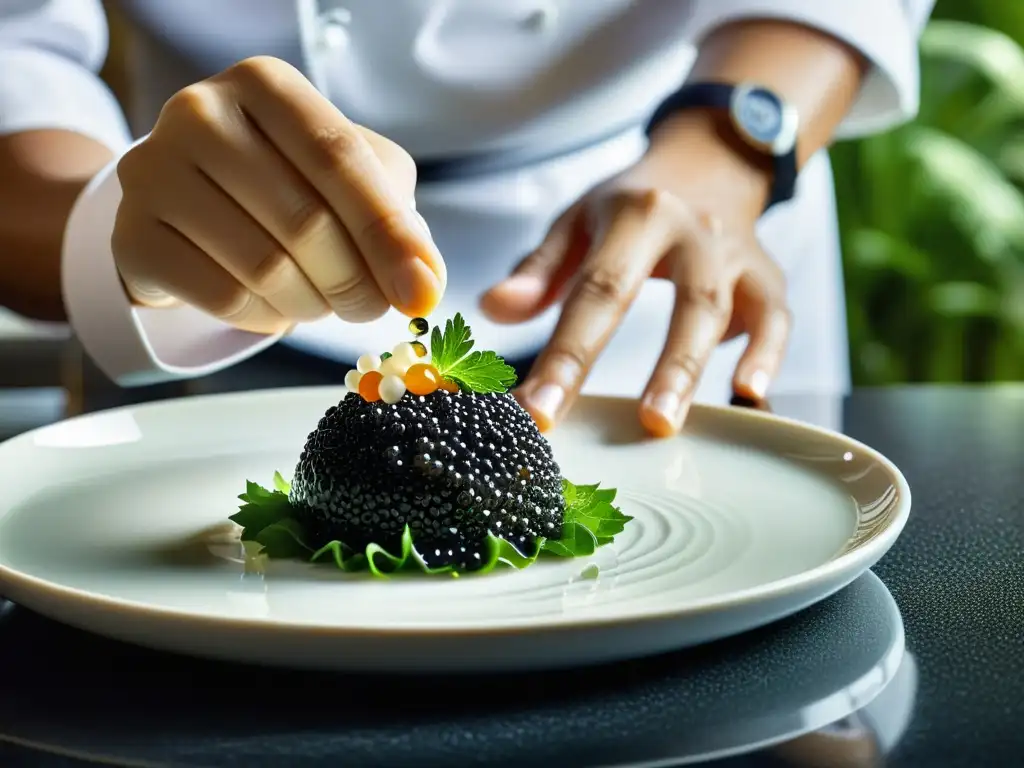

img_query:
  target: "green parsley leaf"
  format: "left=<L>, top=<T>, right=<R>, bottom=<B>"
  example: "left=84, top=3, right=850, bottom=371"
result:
left=427, top=313, right=518, bottom=394
left=541, top=522, right=597, bottom=558
left=229, top=480, right=293, bottom=541
left=255, top=518, right=310, bottom=558
left=380, top=352, right=392, bottom=361
left=272, top=471, right=291, bottom=494
left=447, top=350, right=517, bottom=394
left=429, top=313, right=474, bottom=373
left=541, top=478, right=632, bottom=556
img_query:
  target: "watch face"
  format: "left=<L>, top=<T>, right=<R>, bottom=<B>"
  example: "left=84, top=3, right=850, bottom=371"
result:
left=735, top=87, right=784, bottom=147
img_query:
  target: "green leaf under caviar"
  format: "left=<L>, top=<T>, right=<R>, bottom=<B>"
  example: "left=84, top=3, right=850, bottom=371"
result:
left=229, top=473, right=630, bottom=577
left=556, top=478, right=632, bottom=549
left=230, top=480, right=294, bottom=541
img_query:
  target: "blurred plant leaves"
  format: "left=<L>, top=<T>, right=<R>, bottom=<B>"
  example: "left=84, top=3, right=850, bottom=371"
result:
left=903, top=126, right=1024, bottom=264
left=833, top=13, right=1024, bottom=384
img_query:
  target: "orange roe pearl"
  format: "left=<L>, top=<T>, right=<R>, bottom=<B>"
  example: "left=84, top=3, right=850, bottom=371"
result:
left=358, top=370, right=384, bottom=402
left=439, top=377, right=460, bottom=394
left=405, top=363, right=441, bottom=395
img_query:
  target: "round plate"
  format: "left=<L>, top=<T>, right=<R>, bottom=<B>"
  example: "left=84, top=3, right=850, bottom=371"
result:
left=0, top=389, right=911, bottom=672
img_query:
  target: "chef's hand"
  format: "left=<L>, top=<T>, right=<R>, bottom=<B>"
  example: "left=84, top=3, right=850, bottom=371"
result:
left=113, top=56, right=444, bottom=333
left=481, top=110, right=792, bottom=437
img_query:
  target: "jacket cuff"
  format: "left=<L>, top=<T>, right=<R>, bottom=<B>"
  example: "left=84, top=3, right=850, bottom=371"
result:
left=61, top=152, right=284, bottom=387
left=685, top=0, right=927, bottom=138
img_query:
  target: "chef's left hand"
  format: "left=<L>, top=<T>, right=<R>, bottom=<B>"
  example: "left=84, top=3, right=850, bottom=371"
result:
left=480, top=112, right=792, bottom=437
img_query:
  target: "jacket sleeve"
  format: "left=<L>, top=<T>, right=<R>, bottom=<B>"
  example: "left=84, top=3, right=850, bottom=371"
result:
left=685, top=0, right=937, bottom=138
left=1, top=0, right=282, bottom=387
left=0, top=0, right=131, bottom=150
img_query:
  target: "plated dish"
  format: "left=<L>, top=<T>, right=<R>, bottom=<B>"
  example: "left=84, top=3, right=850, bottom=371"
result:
left=0, top=325, right=911, bottom=672
left=232, top=314, right=631, bottom=577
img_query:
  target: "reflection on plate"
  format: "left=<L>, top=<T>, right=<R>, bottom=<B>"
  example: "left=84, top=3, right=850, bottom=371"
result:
left=0, top=572, right=909, bottom=768
left=0, top=389, right=910, bottom=672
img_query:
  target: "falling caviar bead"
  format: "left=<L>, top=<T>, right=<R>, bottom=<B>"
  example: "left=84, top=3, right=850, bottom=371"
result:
left=410, top=340, right=428, bottom=358
left=408, top=317, right=429, bottom=337
left=405, top=363, right=441, bottom=396
left=358, top=370, right=384, bottom=402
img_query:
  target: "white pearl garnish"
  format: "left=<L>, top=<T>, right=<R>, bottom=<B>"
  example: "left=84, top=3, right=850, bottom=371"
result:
left=391, top=341, right=420, bottom=366
left=356, top=353, right=381, bottom=374
left=378, top=374, right=407, bottom=404
left=344, top=369, right=362, bottom=392
left=380, top=355, right=410, bottom=378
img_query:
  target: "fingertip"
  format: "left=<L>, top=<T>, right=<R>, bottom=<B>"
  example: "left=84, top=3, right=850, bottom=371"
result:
left=639, top=408, right=676, bottom=439
left=392, top=258, right=444, bottom=318
left=515, top=383, right=562, bottom=433
left=530, top=410, right=555, bottom=434
left=639, top=391, right=687, bottom=438
left=732, top=367, right=770, bottom=401
left=479, top=274, right=547, bottom=323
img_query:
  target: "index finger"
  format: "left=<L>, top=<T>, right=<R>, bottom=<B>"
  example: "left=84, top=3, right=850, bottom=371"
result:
left=222, top=57, right=444, bottom=316
left=518, top=194, right=672, bottom=430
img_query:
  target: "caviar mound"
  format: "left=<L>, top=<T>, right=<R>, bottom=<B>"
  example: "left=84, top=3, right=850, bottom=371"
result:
left=287, top=390, right=565, bottom=571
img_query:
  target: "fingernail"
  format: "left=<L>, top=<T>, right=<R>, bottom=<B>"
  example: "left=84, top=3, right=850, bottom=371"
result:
left=393, top=259, right=442, bottom=315
left=495, top=274, right=545, bottom=299
left=525, top=383, right=564, bottom=430
left=641, top=391, right=684, bottom=436
left=748, top=369, right=770, bottom=400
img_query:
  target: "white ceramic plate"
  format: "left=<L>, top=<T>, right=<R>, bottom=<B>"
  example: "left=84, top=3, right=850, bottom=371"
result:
left=0, top=388, right=911, bottom=672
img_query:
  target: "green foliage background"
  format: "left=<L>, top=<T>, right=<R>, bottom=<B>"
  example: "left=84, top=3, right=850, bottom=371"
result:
left=831, top=0, right=1024, bottom=384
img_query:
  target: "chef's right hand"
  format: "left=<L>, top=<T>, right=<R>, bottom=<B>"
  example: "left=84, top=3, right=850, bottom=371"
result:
left=112, top=56, right=445, bottom=334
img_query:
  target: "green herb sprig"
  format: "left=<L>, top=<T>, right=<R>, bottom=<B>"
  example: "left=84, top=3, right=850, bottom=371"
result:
left=429, top=313, right=517, bottom=394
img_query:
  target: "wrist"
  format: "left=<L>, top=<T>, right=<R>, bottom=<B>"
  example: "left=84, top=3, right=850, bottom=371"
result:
left=643, top=107, right=774, bottom=225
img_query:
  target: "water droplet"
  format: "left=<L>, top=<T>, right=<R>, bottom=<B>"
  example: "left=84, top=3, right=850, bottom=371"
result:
left=580, top=564, right=600, bottom=580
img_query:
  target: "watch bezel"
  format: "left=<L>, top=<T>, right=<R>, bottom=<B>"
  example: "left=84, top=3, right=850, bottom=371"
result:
left=728, top=82, right=799, bottom=157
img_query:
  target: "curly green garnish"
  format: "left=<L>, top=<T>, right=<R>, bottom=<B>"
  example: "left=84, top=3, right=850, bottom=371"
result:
left=228, top=473, right=631, bottom=578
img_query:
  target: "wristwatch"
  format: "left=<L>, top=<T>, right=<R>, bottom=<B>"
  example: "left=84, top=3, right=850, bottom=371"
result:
left=645, top=81, right=800, bottom=212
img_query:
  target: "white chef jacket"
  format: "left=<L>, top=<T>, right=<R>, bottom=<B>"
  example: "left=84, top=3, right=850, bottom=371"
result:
left=0, top=0, right=935, bottom=401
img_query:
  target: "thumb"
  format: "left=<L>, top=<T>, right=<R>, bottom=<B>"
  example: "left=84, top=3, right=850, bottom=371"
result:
left=480, top=205, right=587, bottom=324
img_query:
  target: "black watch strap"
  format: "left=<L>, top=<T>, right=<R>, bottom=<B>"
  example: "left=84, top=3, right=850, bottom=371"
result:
left=646, top=82, right=798, bottom=212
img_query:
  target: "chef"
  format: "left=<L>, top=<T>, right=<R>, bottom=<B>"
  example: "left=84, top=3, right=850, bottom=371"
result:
left=0, top=0, right=935, bottom=435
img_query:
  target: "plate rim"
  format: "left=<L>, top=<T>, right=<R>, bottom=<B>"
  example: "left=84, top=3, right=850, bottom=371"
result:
left=0, top=387, right=912, bottom=637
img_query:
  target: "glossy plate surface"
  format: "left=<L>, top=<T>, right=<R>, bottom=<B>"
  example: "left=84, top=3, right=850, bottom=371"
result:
left=0, top=389, right=910, bottom=672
